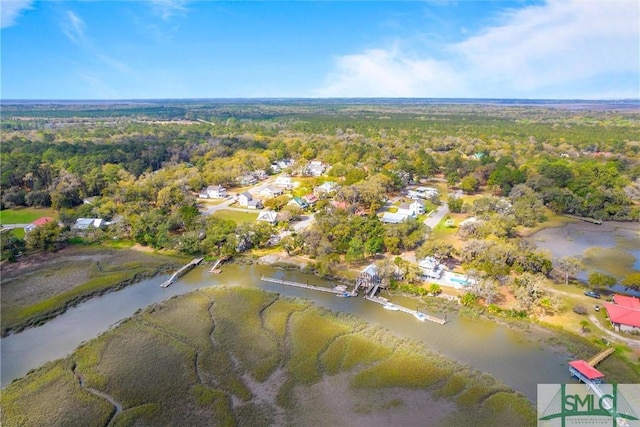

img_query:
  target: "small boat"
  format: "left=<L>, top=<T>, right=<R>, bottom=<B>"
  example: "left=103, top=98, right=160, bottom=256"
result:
left=383, top=303, right=399, bottom=311
left=413, top=312, right=426, bottom=321
left=335, top=292, right=351, bottom=298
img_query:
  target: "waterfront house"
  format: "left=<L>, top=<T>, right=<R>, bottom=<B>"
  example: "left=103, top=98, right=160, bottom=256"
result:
left=357, top=264, right=380, bottom=288
left=419, top=257, right=444, bottom=279
left=604, top=295, right=640, bottom=333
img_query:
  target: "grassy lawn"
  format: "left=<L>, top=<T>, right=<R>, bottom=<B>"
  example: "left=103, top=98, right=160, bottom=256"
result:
left=212, top=209, right=258, bottom=224
left=0, top=207, right=58, bottom=225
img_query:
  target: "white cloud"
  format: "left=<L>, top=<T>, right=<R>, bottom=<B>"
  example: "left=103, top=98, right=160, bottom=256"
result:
left=149, top=0, right=188, bottom=21
left=1, top=0, right=34, bottom=28
left=315, top=0, right=640, bottom=99
left=62, top=10, right=87, bottom=45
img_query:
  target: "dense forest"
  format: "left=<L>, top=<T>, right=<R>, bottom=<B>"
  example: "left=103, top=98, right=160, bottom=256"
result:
left=2, top=100, right=640, bottom=309
left=2, top=101, right=638, bottom=220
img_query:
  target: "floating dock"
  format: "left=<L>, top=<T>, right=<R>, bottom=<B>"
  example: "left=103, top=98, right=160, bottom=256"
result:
left=161, top=258, right=204, bottom=288
left=364, top=294, right=447, bottom=325
left=260, top=276, right=351, bottom=295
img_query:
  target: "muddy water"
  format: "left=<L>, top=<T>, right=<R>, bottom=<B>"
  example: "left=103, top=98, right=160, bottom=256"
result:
left=528, top=220, right=640, bottom=294
left=1, top=264, right=571, bottom=400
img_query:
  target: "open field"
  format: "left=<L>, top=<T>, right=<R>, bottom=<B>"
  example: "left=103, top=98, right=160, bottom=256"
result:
left=0, top=207, right=58, bottom=224
left=0, top=245, right=185, bottom=336
left=2, top=287, right=536, bottom=427
left=212, top=209, right=259, bottom=224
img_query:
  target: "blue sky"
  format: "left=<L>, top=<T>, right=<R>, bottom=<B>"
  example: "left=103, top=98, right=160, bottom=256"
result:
left=2, top=0, right=639, bottom=99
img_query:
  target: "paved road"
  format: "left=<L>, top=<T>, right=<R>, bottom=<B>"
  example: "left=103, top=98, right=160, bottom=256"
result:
left=1, top=223, right=29, bottom=229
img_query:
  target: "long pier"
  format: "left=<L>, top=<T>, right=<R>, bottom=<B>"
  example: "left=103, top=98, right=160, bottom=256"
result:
left=161, top=258, right=204, bottom=288
left=260, top=276, right=344, bottom=294
left=364, top=295, right=447, bottom=325
left=588, top=347, right=615, bottom=367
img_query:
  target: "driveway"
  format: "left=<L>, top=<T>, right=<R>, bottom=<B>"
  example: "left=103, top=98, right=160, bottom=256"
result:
left=424, top=203, right=449, bottom=229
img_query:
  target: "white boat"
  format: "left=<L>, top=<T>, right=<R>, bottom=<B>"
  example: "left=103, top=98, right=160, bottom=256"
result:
left=335, top=292, right=351, bottom=298
left=383, top=303, right=399, bottom=311
left=413, top=312, right=426, bottom=321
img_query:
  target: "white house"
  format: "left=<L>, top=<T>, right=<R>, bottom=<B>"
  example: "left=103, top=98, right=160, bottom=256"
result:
left=396, top=200, right=424, bottom=218
left=408, top=186, right=439, bottom=200
left=307, top=161, right=327, bottom=177
left=74, top=218, right=106, bottom=230
left=201, top=185, right=226, bottom=199
left=419, top=257, right=444, bottom=279
left=259, top=185, right=284, bottom=198
left=380, top=212, right=409, bottom=224
left=257, top=210, right=278, bottom=225
left=238, top=192, right=262, bottom=209
left=314, top=181, right=338, bottom=196
left=275, top=176, right=294, bottom=189
left=238, top=174, right=257, bottom=186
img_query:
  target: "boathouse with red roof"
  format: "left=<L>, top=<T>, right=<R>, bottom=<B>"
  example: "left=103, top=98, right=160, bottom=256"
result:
left=569, top=360, right=604, bottom=384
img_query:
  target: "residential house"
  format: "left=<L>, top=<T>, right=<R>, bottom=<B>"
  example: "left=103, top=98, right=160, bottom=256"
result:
left=314, top=181, right=338, bottom=196
left=307, top=161, right=327, bottom=177
left=24, top=216, right=55, bottom=233
left=257, top=210, right=278, bottom=225
left=252, top=170, right=268, bottom=181
left=357, top=264, right=380, bottom=288
left=74, top=218, right=106, bottom=230
left=200, top=185, right=227, bottom=199
left=302, top=193, right=319, bottom=206
left=275, top=176, right=294, bottom=189
left=396, top=200, right=423, bottom=218
left=419, top=257, right=444, bottom=279
left=408, top=186, right=439, bottom=200
left=288, top=197, right=309, bottom=209
left=238, top=192, right=262, bottom=209
left=605, top=295, right=640, bottom=333
left=260, top=185, right=284, bottom=198
left=238, top=174, right=257, bottom=186
left=380, top=212, right=409, bottom=224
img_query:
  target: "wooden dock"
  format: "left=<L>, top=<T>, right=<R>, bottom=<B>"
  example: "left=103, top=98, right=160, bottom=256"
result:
left=260, top=276, right=346, bottom=294
left=208, top=256, right=229, bottom=274
left=364, top=295, right=446, bottom=325
left=587, top=347, right=615, bottom=367
left=161, top=258, right=204, bottom=288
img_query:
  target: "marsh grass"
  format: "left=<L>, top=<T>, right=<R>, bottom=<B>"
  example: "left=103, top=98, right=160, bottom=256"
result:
left=320, top=333, right=392, bottom=375
left=3, top=287, right=540, bottom=427
left=211, top=287, right=281, bottom=382
left=287, top=309, right=351, bottom=384
left=1, top=361, right=113, bottom=427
